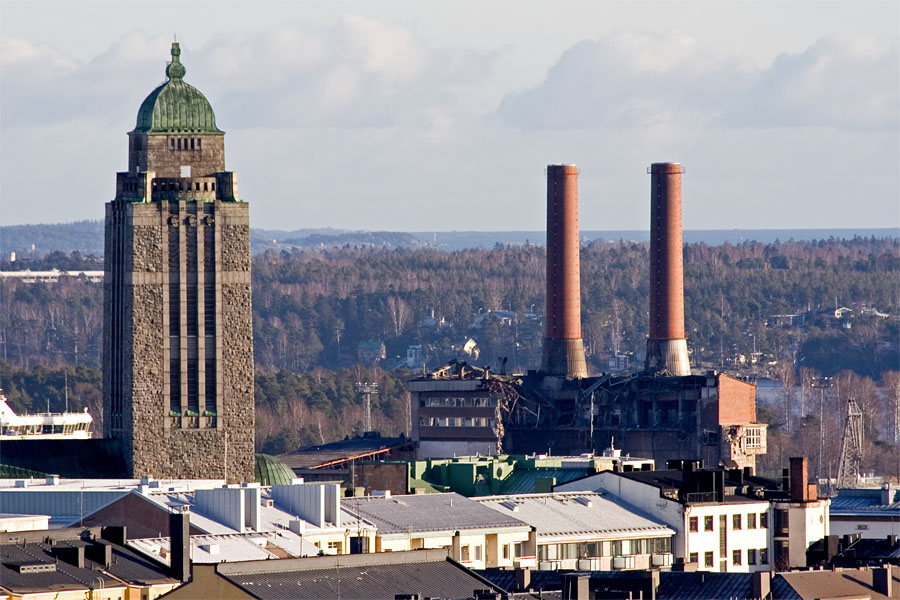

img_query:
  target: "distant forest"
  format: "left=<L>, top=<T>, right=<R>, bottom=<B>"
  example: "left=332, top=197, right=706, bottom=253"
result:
left=1, top=237, right=898, bottom=460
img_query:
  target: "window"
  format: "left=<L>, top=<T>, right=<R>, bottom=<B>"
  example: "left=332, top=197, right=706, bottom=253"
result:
left=514, top=542, right=524, bottom=558
left=774, top=541, right=789, bottom=569
left=733, top=549, right=742, bottom=565
left=704, top=552, right=714, bottom=568
left=689, top=552, right=698, bottom=564
left=747, top=513, right=757, bottom=529
left=746, top=426, right=763, bottom=449
left=760, top=512, right=768, bottom=529
left=689, top=517, right=699, bottom=532
left=474, top=545, right=482, bottom=561
left=748, top=549, right=757, bottom=565
left=760, top=549, right=769, bottom=564
left=169, top=138, right=175, bottom=150
left=733, top=514, right=742, bottom=530
left=704, top=516, right=714, bottom=531
left=502, top=544, right=509, bottom=560
left=461, top=546, right=470, bottom=562
left=774, top=509, right=789, bottom=535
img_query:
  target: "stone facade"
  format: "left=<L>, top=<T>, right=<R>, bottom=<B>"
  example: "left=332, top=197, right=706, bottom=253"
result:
left=128, top=133, right=225, bottom=178
left=103, top=49, right=253, bottom=482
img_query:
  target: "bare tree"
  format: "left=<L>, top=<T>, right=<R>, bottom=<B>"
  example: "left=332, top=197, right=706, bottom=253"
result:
left=775, top=360, right=796, bottom=431
left=386, top=296, right=412, bottom=337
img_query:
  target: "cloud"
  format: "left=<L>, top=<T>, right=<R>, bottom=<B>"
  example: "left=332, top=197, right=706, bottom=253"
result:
left=200, top=16, right=496, bottom=128
left=723, top=33, right=899, bottom=131
left=1, top=19, right=497, bottom=132
left=495, top=30, right=897, bottom=132
left=495, top=30, right=758, bottom=130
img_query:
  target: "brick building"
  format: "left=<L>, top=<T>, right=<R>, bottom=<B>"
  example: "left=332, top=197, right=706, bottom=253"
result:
left=103, top=43, right=254, bottom=481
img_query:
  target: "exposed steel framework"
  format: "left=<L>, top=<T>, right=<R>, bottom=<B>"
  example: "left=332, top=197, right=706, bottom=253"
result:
left=645, top=162, right=691, bottom=376
left=541, top=164, right=587, bottom=379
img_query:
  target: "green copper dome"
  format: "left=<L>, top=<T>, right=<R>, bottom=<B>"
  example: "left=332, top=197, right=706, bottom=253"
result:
left=254, top=453, right=297, bottom=486
left=133, top=43, right=224, bottom=135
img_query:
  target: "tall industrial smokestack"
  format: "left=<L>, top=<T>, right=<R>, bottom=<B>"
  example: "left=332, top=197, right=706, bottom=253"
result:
left=541, top=164, right=588, bottom=379
left=645, top=162, right=691, bottom=376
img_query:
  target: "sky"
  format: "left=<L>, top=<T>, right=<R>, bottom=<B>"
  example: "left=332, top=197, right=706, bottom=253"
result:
left=1, top=0, right=898, bottom=232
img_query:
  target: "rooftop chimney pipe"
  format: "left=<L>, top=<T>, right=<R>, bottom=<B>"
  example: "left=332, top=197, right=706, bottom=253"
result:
left=541, top=164, right=587, bottom=379
left=645, top=162, right=690, bottom=376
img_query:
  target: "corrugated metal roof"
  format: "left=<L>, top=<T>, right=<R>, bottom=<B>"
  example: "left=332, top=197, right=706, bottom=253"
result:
left=343, top=492, right=529, bottom=535
left=499, top=467, right=588, bottom=494
left=222, top=555, right=501, bottom=600
left=0, top=540, right=174, bottom=594
left=129, top=532, right=320, bottom=564
left=479, top=569, right=764, bottom=599
left=777, top=566, right=900, bottom=599
left=474, top=492, right=674, bottom=541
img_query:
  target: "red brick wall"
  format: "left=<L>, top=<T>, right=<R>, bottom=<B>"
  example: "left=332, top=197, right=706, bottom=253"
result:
left=717, top=374, right=757, bottom=425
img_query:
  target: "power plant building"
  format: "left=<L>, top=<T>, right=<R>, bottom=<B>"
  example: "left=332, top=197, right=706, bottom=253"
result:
left=411, top=163, right=767, bottom=470
left=103, top=43, right=255, bottom=482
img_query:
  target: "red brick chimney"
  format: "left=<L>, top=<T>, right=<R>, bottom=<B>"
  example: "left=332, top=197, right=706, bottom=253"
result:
left=541, top=164, right=588, bottom=378
left=645, top=162, right=690, bottom=376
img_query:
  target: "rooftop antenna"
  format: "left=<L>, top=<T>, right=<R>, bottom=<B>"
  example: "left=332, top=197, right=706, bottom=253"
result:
left=64, top=371, right=69, bottom=413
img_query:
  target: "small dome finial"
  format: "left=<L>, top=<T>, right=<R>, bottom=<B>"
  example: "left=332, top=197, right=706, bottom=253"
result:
left=166, top=42, right=186, bottom=80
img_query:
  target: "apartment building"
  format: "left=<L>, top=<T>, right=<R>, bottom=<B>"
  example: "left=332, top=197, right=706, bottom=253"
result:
left=557, top=457, right=828, bottom=572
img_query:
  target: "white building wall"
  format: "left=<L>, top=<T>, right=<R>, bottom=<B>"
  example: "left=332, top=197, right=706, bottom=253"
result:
left=830, top=516, right=900, bottom=539
left=685, top=504, right=769, bottom=572
left=557, top=473, right=769, bottom=572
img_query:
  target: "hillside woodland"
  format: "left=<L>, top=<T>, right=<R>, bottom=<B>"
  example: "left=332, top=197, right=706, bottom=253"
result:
left=1, top=238, right=898, bottom=473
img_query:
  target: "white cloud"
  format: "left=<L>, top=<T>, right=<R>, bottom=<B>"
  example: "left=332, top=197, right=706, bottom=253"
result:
left=495, top=30, right=757, bottom=130
left=495, top=30, right=897, bottom=133
left=723, top=33, right=899, bottom=131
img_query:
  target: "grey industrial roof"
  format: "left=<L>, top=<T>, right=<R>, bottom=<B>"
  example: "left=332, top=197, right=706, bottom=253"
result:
left=219, top=550, right=503, bottom=600
left=278, top=434, right=413, bottom=470
left=129, top=531, right=321, bottom=564
left=343, top=492, right=530, bottom=535
left=474, top=492, right=674, bottom=541
left=0, top=539, right=174, bottom=594
left=776, top=565, right=900, bottom=599
left=479, top=569, right=763, bottom=599
left=499, top=467, right=590, bottom=494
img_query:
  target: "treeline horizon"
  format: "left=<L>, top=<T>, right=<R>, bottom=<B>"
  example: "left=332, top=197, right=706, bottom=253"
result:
left=1, top=237, right=898, bottom=464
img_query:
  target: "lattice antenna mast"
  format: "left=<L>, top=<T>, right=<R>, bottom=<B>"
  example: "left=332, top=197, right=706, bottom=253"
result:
left=836, top=399, right=863, bottom=488
left=355, top=382, right=378, bottom=432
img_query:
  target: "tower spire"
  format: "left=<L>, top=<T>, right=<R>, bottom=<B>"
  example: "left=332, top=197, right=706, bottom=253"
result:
left=166, top=42, right=185, bottom=80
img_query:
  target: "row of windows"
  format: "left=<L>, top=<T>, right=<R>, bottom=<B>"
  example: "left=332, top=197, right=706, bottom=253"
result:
left=421, top=396, right=497, bottom=408
left=690, top=549, right=768, bottom=568
left=689, top=512, right=767, bottom=533
left=419, top=416, right=495, bottom=428
left=1, top=423, right=90, bottom=436
left=538, top=537, right=671, bottom=561
left=169, top=137, right=203, bottom=151
left=153, top=180, right=215, bottom=192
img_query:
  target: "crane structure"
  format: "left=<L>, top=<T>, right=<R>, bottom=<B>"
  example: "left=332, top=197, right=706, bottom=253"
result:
left=836, top=399, right=863, bottom=489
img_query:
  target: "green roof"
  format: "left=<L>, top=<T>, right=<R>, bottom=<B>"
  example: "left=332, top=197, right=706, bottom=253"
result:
left=254, top=453, right=297, bottom=486
left=132, top=43, right=223, bottom=135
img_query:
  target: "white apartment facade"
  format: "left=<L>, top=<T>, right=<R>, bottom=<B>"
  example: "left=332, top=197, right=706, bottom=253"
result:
left=558, top=472, right=770, bottom=573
